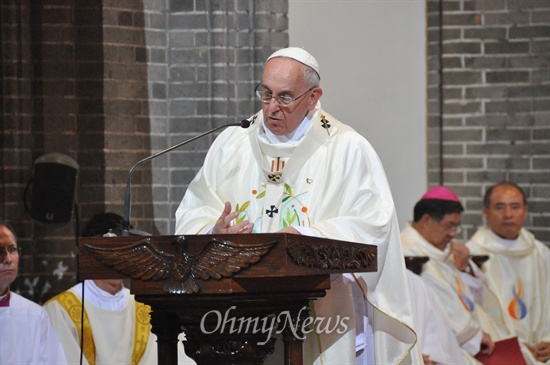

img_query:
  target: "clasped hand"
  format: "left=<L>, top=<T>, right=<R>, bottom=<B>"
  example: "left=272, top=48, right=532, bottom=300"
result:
left=450, top=241, right=471, bottom=272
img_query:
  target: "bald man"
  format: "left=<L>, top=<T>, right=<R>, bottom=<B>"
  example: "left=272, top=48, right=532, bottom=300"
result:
left=468, top=182, right=550, bottom=364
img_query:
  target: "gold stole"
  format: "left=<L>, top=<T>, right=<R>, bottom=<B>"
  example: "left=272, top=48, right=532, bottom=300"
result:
left=46, top=291, right=151, bottom=365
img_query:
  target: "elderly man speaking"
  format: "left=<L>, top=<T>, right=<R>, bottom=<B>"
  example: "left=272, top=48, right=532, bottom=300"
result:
left=175, top=47, right=421, bottom=364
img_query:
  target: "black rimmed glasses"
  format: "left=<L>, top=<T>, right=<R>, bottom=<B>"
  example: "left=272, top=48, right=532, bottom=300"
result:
left=254, top=83, right=314, bottom=106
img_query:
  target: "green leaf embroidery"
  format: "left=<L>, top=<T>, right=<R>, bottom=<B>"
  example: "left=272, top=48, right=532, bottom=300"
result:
left=256, top=191, right=266, bottom=199
left=289, top=213, right=297, bottom=225
left=291, top=209, right=299, bottom=225
left=239, top=201, right=250, bottom=213
left=284, top=183, right=292, bottom=195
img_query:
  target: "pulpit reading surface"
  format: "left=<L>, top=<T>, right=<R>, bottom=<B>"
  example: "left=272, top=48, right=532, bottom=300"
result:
left=79, top=233, right=376, bottom=365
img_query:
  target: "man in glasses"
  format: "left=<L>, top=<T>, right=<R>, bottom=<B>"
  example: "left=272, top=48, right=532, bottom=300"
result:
left=401, top=186, right=527, bottom=364
left=467, top=182, right=550, bottom=364
left=175, top=47, right=422, bottom=363
left=0, top=221, right=67, bottom=364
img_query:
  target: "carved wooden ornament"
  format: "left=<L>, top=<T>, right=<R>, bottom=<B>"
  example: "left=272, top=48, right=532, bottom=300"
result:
left=84, top=236, right=276, bottom=294
left=286, top=242, right=376, bottom=270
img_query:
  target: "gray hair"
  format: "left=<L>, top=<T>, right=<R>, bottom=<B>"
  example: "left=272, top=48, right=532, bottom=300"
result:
left=303, top=65, right=320, bottom=88
left=268, top=56, right=320, bottom=88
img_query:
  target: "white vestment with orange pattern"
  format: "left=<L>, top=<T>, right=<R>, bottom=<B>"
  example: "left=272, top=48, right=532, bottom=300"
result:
left=468, top=227, right=550, bottom=364
left=406, top=270, right=466, bottom=365
left=401, top=224, right=518, bottom=364
left=175, top=102, right=422, bottom=364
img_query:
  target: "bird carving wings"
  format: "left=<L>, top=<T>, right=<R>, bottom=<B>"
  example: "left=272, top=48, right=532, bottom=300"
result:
left=84, top=236, right=277, bottom=294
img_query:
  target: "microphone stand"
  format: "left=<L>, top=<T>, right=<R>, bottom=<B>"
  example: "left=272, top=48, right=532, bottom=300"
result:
left=120, top=120, right=250, bottom=236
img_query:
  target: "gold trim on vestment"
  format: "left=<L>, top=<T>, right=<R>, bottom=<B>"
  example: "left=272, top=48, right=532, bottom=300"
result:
left=132, top=301, right=152, bottom=365
left=197, top=219, right=218, bottom=234
left=45, top=291, right=151, bottom=365
left=45, top=291, right=96, bottom=365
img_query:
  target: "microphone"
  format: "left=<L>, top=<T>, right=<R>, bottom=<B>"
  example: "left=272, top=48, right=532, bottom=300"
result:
left=120, top=119, right=251, bottom=236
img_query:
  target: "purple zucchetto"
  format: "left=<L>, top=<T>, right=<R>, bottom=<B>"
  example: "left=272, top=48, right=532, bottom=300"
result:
left=421, top=186, right=461, bottom=202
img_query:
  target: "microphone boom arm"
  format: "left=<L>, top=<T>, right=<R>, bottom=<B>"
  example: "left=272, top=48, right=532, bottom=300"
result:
left=121, top=121, right=244, bottom=236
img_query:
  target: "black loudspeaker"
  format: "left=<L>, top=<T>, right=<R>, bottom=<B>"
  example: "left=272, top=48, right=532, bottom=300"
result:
left=29, top=153, right=79, bottom=225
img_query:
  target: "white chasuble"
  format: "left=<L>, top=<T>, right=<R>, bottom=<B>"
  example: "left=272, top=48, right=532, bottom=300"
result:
left=468, top=227, right=550, bottom=364
left=405, top=271, right=470, bottom=365
left=175, top=102, right=422, bottom=364
left=44, top=285, right=158, bottom=365
left=44, top=282, right=195, bottom=365
left=401, top=225, right=517, bottom=359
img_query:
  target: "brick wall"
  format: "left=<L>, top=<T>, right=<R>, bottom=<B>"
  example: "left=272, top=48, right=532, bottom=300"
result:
left=1, top=0, right=289, bottom=302
left=101, top=0, right=153, bottom=235
left=427, top=0, right=550, bottom=245
left=143, top=1, right=288, bottom=234
left=2, top=0, right=84, bottom=301
left=76, top=0, right=107, bottom=220
left=3, top=0, right=547, bottom=303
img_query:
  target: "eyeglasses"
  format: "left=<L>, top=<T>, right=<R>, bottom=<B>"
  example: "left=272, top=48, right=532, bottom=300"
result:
left=443, top=224, right=463, bottom=234
left=431, top=216, right=463, bottom=234
left=254, top=83, right=314, bottom=106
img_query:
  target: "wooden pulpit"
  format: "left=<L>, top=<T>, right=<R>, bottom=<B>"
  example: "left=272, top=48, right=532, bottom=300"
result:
left=78, top=233, right=377, bottom=365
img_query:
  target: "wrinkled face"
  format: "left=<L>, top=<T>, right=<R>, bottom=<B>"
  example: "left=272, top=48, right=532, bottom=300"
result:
left=424, top=213, right=462, bottom=251
left=260, top=57, right=322, bottom=136
left=484, top=185, right=527, bottom=240
left=0, top=225, right=19, bottom=295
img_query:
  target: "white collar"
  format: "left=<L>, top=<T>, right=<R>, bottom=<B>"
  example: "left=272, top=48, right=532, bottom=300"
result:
left=262, top=113, right=313, bottom=144
left=489, top=229, right=520, bottom=249
left=77, top=280, right=128, bottom=310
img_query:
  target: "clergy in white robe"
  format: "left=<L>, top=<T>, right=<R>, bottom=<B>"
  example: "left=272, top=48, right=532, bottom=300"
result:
left=44, top=280, right=196, bottom=365
left=400, top=186, right=523, bottom=364
left=0, top=222, right=67, bottom=365
left=175, top=47, right=421, bottom=364
left=406, top=270, right=466, bottom=365
left=467, top=182, right=550, bottom=364
left=1, top=291, right=68, bottom=365
left=401, top=224, right=500, bottom=365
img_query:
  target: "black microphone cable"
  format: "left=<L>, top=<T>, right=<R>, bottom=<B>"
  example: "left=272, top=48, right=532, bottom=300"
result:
left=79, top=279, right=85, bottom=365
